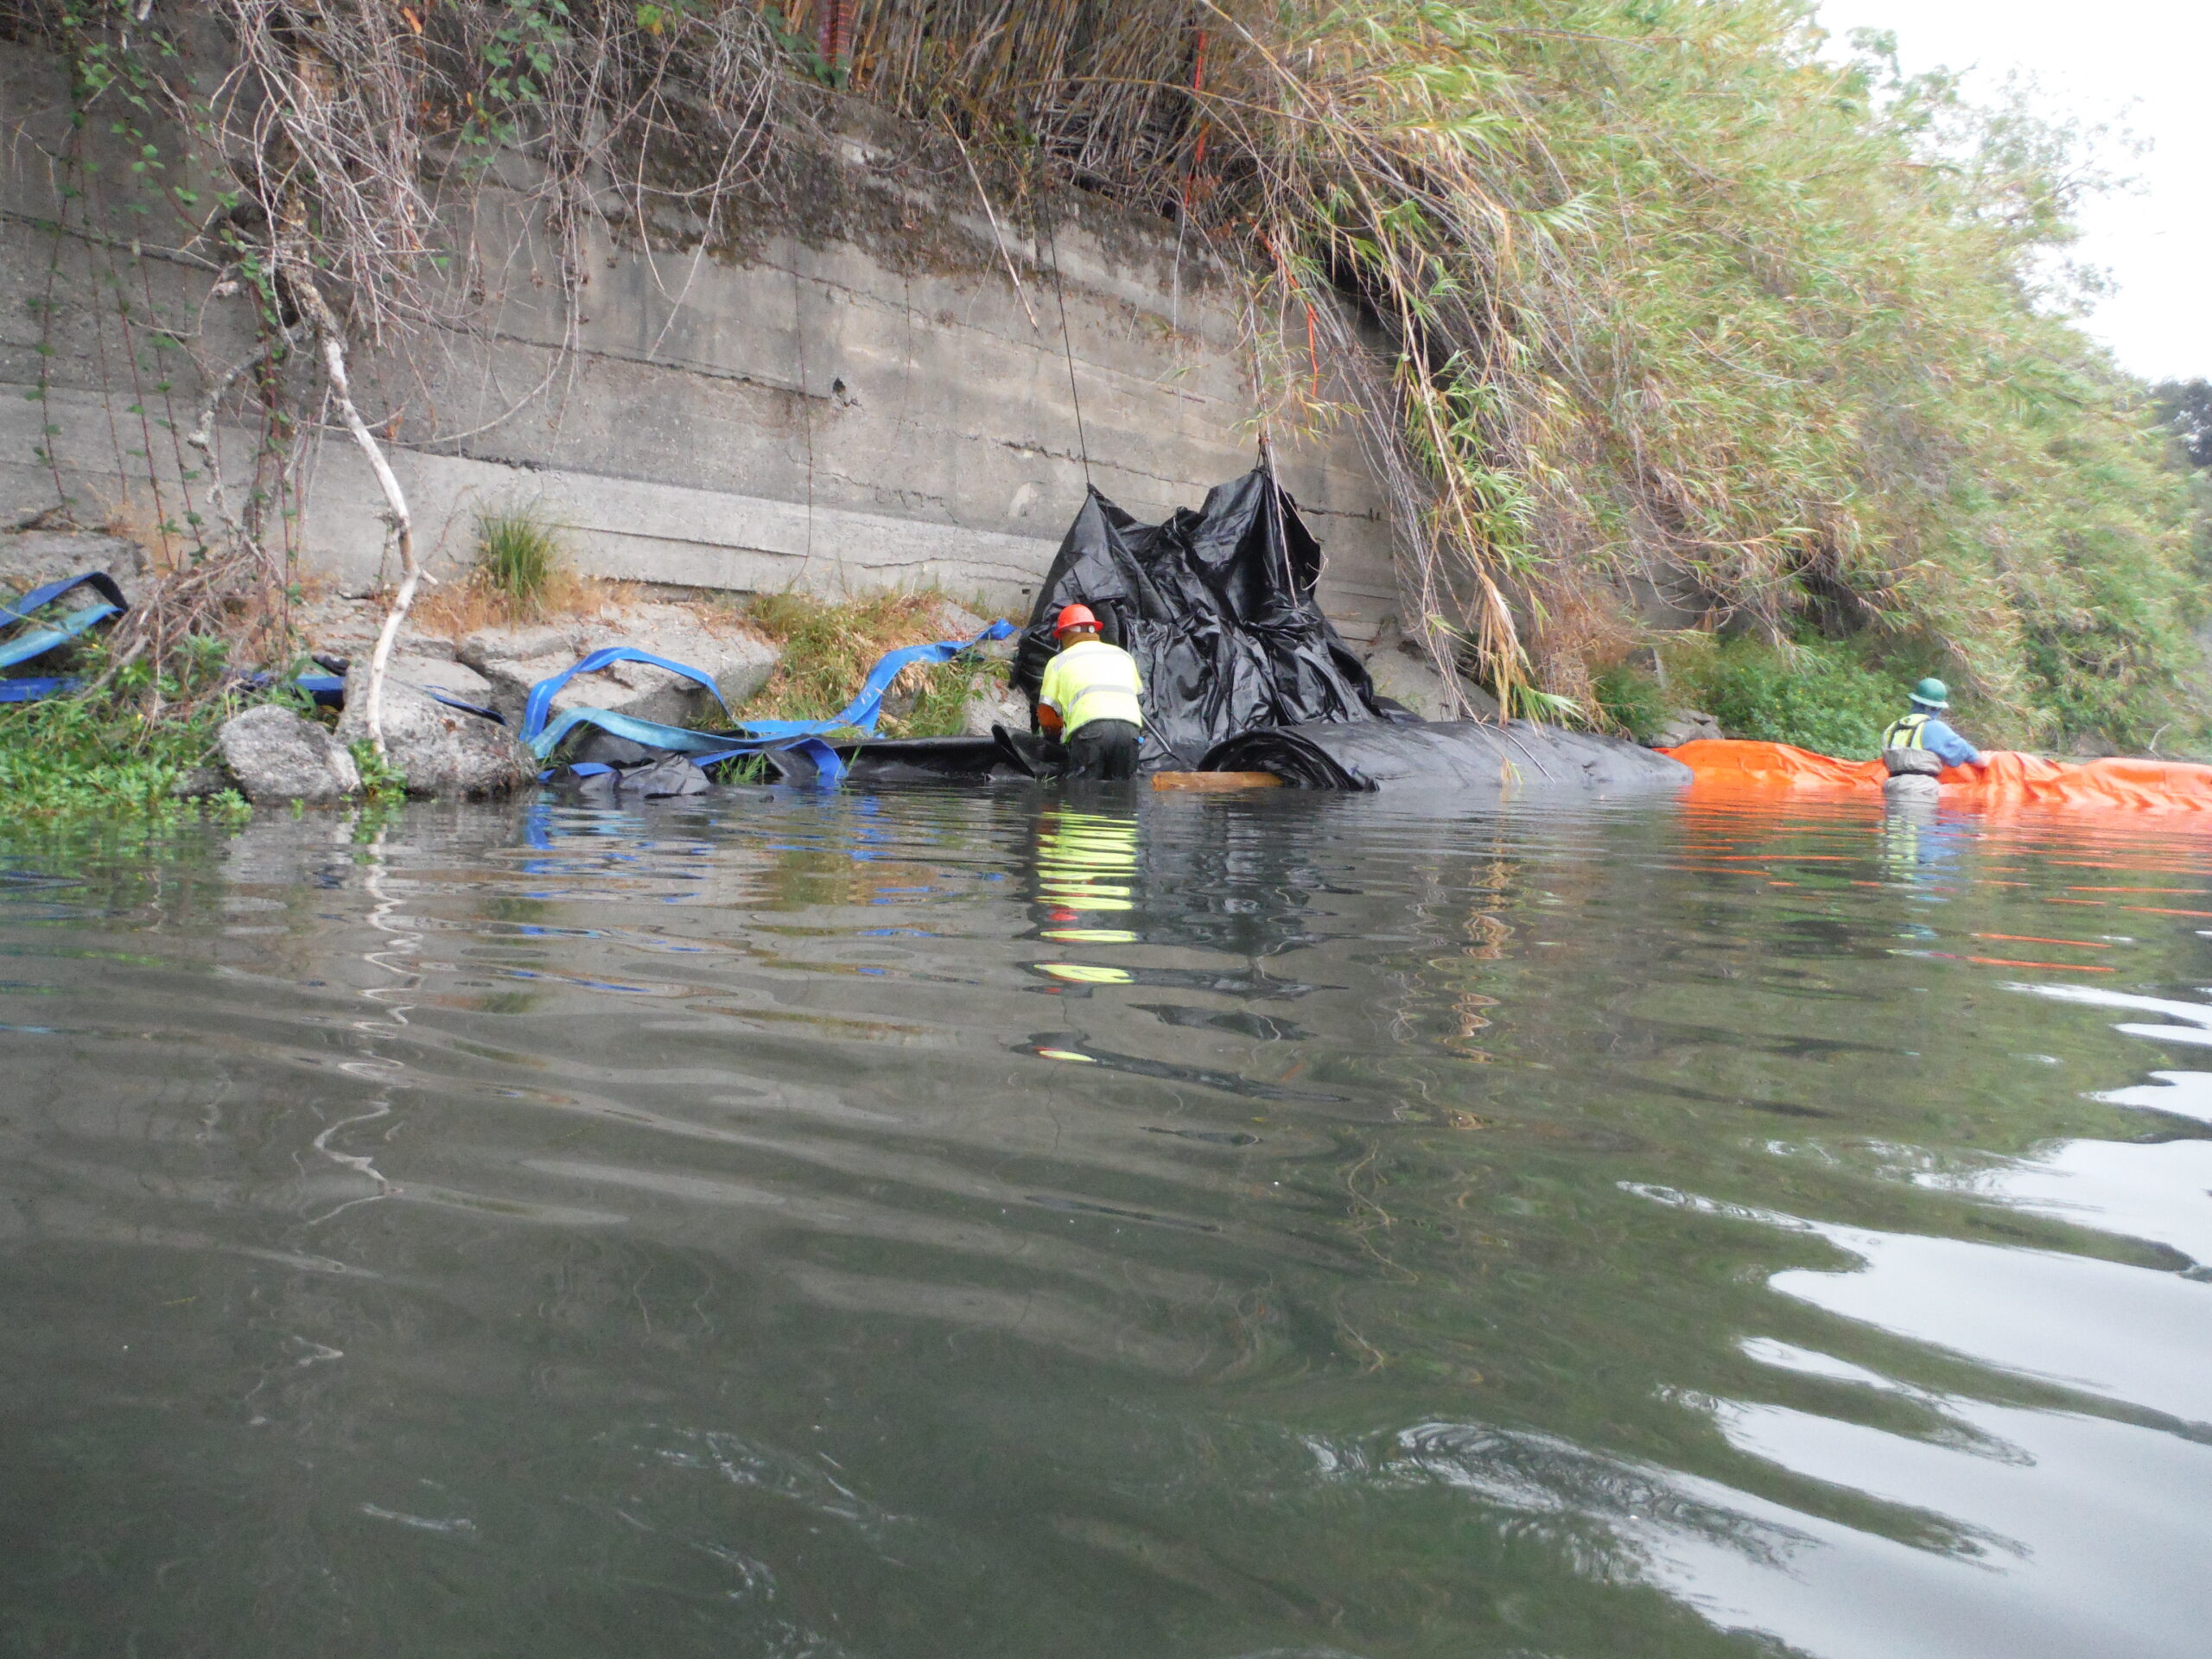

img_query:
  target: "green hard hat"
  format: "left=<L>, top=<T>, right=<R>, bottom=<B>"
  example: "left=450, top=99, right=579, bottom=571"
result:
left=1910, top=677, right=1950, bottom=709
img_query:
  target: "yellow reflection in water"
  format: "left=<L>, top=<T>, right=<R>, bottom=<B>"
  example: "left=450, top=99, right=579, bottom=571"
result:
left=1036, top=808, right=1141, bottom=914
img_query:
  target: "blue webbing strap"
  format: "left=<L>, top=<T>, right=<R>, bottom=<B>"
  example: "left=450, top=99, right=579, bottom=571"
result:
left=0, top=677, right=78, bottom=704
left=0, top=571, right=129, bottom=630
left=734, top=622, right=1017, bottom=739
left=520, top=648, right=734, bottom=746
left=525, top=710, right=848, bottom=789
left=521, top=622, right=1013, bottom=787
left=530, top=707, right=743, bottom=759
left=0, top=572, right=130, bottom=698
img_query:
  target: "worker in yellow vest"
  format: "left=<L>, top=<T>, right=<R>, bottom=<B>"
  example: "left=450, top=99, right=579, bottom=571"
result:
left=1036, top=604, right=1145, bottom=781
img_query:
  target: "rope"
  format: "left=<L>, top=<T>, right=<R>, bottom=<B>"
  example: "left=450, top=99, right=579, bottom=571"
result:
left=1040, top=201, right=1092, bottom=488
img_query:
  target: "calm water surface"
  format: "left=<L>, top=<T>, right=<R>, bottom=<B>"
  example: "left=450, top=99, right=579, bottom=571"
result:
left=3, top=785, right=2209, bottom=1657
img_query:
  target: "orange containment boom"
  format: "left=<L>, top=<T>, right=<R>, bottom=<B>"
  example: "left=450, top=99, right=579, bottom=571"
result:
left=1662, top=739, right=2212, bottom=813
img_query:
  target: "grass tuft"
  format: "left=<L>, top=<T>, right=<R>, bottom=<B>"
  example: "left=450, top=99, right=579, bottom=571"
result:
left=473, top=508, right=563, bottom=612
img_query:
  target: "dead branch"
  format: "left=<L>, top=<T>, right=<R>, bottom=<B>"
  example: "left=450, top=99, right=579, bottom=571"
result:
left=285, top=269, right=416, bottom=760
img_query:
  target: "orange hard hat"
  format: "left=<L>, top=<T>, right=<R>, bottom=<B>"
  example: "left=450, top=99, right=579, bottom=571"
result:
left=1054, top=603, right=1101, bottom=636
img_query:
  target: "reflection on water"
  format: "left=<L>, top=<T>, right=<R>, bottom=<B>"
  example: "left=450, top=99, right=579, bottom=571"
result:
left=1, top=791, right=2209, bottom=1657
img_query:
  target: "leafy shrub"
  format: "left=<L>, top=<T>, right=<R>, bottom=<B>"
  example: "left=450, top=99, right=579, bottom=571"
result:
left=1592, top=664, right=1669, bottom=744
left=1687, top=638, right=1914, bottom=761
left=0, top=688, right=243, bottom=823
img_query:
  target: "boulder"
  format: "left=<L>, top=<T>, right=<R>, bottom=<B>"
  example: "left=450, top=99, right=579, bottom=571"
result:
left=1648, top=709, right=1722, bottom=749
left=460, top=607, right=781, bottom=730
left=216, top=705, right=360, bottom=805
left=335, top=661, right=538, bottom=798
left=1363, top=618, right=1502, bottom=721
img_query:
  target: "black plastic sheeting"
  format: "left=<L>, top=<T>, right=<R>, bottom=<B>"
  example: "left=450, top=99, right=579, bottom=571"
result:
left=1013, top=468, right=1386, bottom=769
left=1200, top=720, right=1692, bottom=795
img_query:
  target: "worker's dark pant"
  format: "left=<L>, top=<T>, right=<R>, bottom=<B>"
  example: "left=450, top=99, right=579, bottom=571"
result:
left=1065, top=719, right=1141, bottom=782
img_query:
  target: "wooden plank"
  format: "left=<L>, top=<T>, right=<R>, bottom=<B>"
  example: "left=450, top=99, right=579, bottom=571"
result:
left=1150, top=771, right=1283, bottom=791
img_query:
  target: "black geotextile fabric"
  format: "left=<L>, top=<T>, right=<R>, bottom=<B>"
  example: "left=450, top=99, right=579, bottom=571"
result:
left=1200, top=719, right=1694, bottom=795
left=1013, top=468, right=1385, bottom=769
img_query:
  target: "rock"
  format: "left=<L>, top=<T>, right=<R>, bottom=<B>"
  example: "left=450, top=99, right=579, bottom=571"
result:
left=961, top=677, right=1031, bottom=737
left=1648, top=709, right=1722, bottom=749
left=167, top=766, right=231, bottom=800
left=216, top=705, right=360, bottom=805
left=1363, top=618, right=1501, bottom=721
left=0, top=530, right=150, bottom=607
left=335, top=661, right=538, bottom=798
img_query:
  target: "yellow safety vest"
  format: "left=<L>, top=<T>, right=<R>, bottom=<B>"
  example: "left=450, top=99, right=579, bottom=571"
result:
left=1882, top=713, right=1932, bottom=751
left=1039, top=639, right=1144, bottom=737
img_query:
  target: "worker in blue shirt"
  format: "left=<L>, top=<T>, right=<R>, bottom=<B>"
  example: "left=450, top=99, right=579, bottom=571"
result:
left=1881, top=678, right=1980, bottom=803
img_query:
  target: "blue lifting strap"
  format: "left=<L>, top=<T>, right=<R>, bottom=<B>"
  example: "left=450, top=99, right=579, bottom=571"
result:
left=519, top=621, right=1014, bottom=788
left=0, top=571, right=129, bottom=677
left=0, top=677, right=79, bottom=704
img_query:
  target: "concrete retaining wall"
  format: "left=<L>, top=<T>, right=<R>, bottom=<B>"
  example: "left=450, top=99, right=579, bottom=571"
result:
left=0, top=44, right=1402, bottom=644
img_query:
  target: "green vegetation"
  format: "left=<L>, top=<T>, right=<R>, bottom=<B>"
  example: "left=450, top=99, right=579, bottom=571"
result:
left=20, top=0, right=2209, bottom=754
left=738, top=589, right=1003, bottom=739
left=1589, top=664, right=1672, bottom=747
left=1597, top=635, right=1918, bottom=759
left=0, top=687, right=245, bottom=823
left=819, top=0, right=2209, bottom=750
left=473, top=508, right=564, bottom=612
left=1696, top=639, right=1911, bottom=760
left=347, top=740, right=410, bottom=804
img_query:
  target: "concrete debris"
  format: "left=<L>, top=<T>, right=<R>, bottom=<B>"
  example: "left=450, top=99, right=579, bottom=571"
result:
left=1363, top=618, right=1502, bottom=722
left=1648, top=709, right=1722, bottom=749
left=294, top=593, right=455, bottom=662
left=454, top=622, right=575, bottom=669
left=216, top=705, right=361, bottom=804
left=385, top=657, right=498, bottom=709
left=960, top=676, right=1031, bottom=738
left=0, top=530, right=151, bottom=606
left=334, top=661, right=537, bottom=798
left=456, top=604, right=781, bottom=729
left=928, top=598, right=990, bottom=639
left=929, top=598, right=1016, bottom=660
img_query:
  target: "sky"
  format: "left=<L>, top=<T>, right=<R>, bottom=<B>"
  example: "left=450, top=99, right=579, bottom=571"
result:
left=1814, top=0, right=2210, bottom=383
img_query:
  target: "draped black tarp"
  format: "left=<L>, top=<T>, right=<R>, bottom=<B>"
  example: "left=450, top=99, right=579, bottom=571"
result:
left=1012, top=469, right=1386, bottom=769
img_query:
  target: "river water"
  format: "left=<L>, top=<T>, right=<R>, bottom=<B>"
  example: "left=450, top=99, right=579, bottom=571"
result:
left=2, top=785, right=2208, bottom=1657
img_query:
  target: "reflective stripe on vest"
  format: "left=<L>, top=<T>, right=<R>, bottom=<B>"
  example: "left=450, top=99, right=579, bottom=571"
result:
left=1882, top=713, right=1931, bottom=751
left=1041, top=641, right=1144, bottom=737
